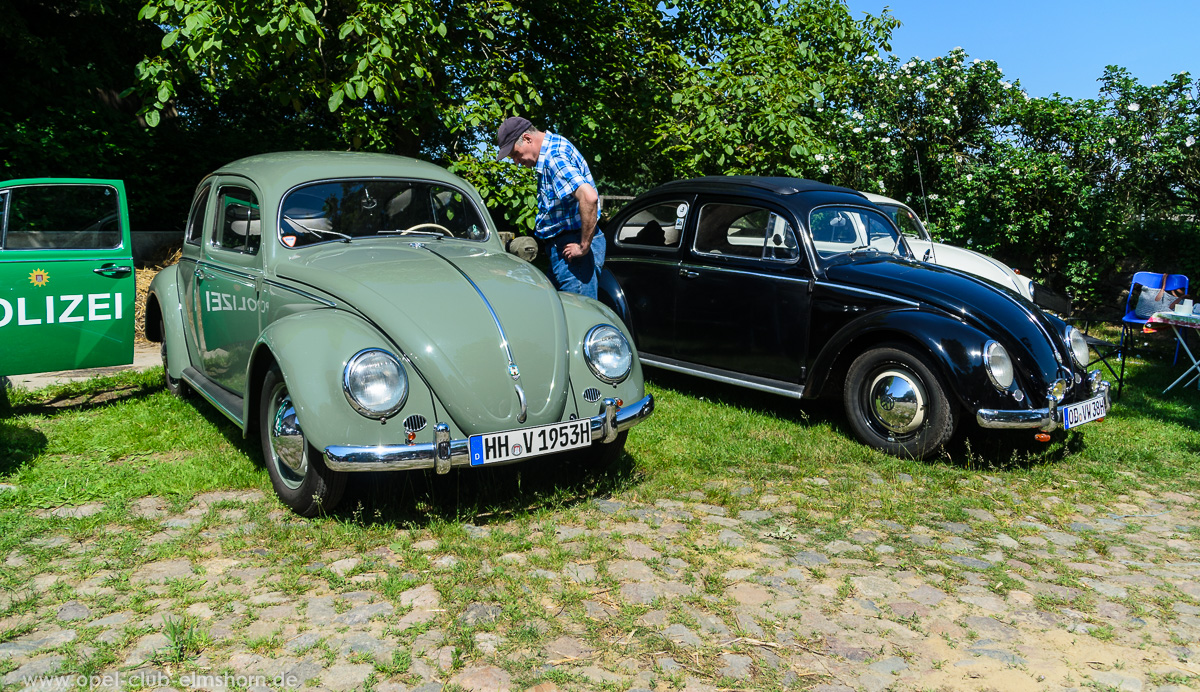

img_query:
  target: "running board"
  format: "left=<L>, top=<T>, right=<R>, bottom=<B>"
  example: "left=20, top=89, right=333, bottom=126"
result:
left=638, top=354, right=805, bottom=399
left=182, top=367, right=245, bottom=427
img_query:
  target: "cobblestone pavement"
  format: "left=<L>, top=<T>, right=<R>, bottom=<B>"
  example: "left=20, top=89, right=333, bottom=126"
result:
left=3, top=480, right=1200, bottom=692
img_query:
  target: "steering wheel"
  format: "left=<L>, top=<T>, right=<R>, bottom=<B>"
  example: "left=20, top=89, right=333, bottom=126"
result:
left=400, top=223, right=452, bottom=236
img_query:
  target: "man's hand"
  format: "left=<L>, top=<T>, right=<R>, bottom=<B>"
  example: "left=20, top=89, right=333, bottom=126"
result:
left=561, top=241, right=589, bottom=261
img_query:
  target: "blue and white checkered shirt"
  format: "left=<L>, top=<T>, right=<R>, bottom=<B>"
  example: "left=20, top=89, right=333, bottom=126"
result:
left=533, top=132, right=600, bottom=240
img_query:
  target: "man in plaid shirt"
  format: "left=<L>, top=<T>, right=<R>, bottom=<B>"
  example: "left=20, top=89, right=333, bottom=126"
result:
left=496, top=116, right=605, bottom=298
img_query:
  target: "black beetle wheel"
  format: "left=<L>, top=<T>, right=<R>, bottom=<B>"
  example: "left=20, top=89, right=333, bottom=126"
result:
left=844, top=344, right=957, bottom=459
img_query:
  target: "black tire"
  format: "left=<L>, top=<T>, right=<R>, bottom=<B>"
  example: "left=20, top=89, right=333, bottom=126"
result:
left=159, top=316, right=191, bottom=399
left=844, top=344, right=957, bottom=459
left=575, top=430, right=628, bottom=468
left=259, top=365, right=346, bottom=517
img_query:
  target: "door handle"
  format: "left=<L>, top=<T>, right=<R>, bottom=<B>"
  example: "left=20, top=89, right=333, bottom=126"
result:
left=93, top=265, right=132, bottom=277
left=195, top=267, right=205, bottom=280
left=679, top=268, right=700, bottom=279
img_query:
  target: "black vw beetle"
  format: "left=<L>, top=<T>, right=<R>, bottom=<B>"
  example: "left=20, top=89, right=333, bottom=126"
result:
left=598, top=177, right=1109, bottom=458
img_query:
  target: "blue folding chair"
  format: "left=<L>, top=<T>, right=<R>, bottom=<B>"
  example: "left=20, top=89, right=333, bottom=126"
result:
left=1111, top=271, right=1190, bottom=394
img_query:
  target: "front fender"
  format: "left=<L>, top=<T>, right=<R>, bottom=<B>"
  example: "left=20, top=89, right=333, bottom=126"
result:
left=248, top=309, right=439, bottom=451
left=147, top=265, right=188, bottom=380
left=806, top=307, right=1010, bottom=413
left=559, top=292, right=647, bottom=416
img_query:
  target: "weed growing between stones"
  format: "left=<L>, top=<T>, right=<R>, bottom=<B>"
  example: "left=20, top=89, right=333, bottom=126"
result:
left=158, top=615, right=210, bottom=663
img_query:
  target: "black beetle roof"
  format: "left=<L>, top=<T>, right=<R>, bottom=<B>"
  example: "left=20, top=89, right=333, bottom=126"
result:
left=648, top=176, right=866, bottom=198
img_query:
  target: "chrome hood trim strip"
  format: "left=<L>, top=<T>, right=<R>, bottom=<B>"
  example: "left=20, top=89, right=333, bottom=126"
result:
left=420, top=244, right=528, bottom=423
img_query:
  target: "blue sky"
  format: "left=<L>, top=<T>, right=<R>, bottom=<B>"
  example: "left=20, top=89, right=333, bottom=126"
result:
left=844, top=0, right=1199, bottom=100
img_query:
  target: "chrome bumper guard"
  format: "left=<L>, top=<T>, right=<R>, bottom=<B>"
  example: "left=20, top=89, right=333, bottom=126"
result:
left=976, top=377, right=1110, bottom=432
left=324, top=395, right=655, bottom=472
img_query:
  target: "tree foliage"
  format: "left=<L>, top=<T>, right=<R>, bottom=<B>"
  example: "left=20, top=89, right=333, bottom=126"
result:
left=2, top=0, right=1195, bottom=306
left=653, top=0, right=898, bottom=176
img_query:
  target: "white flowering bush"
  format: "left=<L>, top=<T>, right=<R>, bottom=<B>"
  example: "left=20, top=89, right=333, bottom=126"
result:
left=799, top=49, right=1198, bottom=307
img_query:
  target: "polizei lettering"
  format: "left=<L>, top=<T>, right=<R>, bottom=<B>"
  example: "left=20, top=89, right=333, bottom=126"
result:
left=0, top=294, right=122, bottom=327
left=205, top=290, right=261, bottom=312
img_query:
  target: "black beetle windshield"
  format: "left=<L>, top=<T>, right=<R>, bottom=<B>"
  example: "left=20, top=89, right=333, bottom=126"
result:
left=279, top=179, right=488, bottom=248
left=808, top=205, right=906, bottom=261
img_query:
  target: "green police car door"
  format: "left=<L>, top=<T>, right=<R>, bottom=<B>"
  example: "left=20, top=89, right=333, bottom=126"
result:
left=0, top=179, right=135, bottom=377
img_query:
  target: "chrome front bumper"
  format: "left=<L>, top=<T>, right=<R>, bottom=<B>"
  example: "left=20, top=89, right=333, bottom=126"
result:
left=976, top=378, right=1110, bottom=431
left=324, top=395, right=654, bottom=472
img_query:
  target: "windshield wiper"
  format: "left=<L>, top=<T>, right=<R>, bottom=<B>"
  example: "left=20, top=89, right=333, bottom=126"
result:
left=848, top=245, right=879, bottom=256
left=283, top=216, right=351, bottom=242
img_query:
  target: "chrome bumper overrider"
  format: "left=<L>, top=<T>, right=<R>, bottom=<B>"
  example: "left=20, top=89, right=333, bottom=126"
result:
left=976, top=378, right=1110, bottom=431
left=324, top=395, right=655, bottom=472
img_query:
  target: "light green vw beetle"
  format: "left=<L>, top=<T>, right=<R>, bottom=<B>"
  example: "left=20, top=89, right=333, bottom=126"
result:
left=145, top=152, right=653, bottom=516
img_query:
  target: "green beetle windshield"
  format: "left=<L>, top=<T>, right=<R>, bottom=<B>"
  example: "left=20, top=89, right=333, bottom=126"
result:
left=279, top=179, right=488, bottom=248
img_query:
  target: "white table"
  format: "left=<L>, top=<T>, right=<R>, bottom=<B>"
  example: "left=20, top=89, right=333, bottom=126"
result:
left=1147, top=311, right=1200, bottom=392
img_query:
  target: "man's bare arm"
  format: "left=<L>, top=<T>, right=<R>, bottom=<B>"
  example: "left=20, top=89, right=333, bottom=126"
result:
left=563, top=183, right=599, bottom=261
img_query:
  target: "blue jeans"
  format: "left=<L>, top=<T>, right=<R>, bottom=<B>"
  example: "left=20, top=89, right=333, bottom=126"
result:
left=547, top=231, right=606, bottom=299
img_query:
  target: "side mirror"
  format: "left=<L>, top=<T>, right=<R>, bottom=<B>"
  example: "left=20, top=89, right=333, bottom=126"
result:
left=922, top=248, right=932, bottom=263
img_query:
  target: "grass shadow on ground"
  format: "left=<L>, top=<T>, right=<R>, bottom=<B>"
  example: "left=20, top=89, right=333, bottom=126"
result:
left=0, top=421, right=48, bottom=475
left=643, top=368, right=834, bottom=426
left=643, top=367, right=1082, bottom=471
left=6, top=373, right=164, bottom=418
left=330, top=444, right=644, bottom=528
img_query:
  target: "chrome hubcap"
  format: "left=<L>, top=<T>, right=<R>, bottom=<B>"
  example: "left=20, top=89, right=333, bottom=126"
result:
left=269, top=386, right=308, bottom=489
left=868, top=368, right=926, bottom=434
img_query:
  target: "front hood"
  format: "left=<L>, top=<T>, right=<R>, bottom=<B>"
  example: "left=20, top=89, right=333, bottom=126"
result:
left=278, top=240, right=569, bottom=433
left=826, top=256, right=1069, bottom=385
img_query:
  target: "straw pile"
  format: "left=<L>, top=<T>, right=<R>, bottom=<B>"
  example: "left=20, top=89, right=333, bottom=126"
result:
left=134, top=248, right=181, bottom=344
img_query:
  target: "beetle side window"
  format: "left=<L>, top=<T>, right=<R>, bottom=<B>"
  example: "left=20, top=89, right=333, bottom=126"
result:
left=693, top=203, right=799, bottom=261
left=184, top=184, right=210, bottom=246
left=616, top=201, right=685, bottom=249
left=1, top=185, right=121, bottom=250
left=211, top=186, right=261, bottom=255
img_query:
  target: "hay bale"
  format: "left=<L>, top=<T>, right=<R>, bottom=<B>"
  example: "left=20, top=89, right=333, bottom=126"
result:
left=135, top=248, right=181, bottom=344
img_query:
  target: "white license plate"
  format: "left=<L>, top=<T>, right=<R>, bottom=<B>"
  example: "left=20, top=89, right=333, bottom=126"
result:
left=468, top=419, right=592, bottom=466
left=1063, top=395, right=1107, bottom=429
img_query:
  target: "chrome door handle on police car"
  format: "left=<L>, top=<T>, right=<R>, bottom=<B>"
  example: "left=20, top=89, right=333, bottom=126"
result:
left=93, top=265, right=132, bottom=277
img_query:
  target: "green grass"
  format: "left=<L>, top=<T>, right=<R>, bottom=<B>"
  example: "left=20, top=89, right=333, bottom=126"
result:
left=1, top=347, right=1199, bottom=680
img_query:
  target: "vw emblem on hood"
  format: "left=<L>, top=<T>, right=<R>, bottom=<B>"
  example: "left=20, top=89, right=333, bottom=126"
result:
left=508, top=363, right=520, bottom=380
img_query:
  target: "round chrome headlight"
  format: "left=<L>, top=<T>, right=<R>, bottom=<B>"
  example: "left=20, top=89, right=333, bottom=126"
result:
left=983, top=340, right=1014, bottom=390
left=1066, top=326, right=1089, bottom=367
left=584, top=324, right=633, bottom=384
left=343, top=349, right=408, bottom=418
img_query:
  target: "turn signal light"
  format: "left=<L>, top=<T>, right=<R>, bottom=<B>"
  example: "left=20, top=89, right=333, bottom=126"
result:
left=406, top=431, right=416, bottom=444
left=1035, top=433, right=1051, bottom=442
left=615, top=398, right=623, bottom=408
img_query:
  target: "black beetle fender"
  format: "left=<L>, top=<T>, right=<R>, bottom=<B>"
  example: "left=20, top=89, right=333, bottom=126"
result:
left=805, top=308, right=1011, bottom=413
left=597, top=267, right=633, bottom=334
